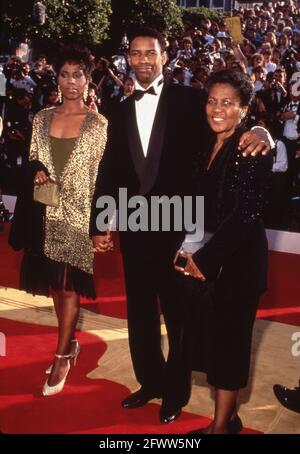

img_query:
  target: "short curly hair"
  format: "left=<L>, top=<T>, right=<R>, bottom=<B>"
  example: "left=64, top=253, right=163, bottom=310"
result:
left=54, top=44, right=94, bottom=78
left=206, top=69, right=254, bottom=107
left=129, top=27, right=166, bottom=53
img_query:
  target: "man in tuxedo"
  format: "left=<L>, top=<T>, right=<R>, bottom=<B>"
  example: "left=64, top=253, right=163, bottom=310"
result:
left=90, top=27, right=272, bottom=424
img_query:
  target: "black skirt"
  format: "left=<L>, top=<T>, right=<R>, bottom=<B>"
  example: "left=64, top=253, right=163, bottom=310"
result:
left=20, top=251, right=96, bottom=299
left=184, top=278, right=259, bottom=391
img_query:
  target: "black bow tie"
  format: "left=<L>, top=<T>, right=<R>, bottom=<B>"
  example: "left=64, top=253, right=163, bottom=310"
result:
left=133, top=85, right=157, bottom=101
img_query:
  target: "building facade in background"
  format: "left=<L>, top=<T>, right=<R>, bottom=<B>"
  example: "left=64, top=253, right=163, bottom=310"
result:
left=177, top=0, right=233, bottom=12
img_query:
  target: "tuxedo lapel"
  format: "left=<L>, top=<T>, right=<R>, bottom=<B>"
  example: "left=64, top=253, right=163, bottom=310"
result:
left=127, top=97, right=146, bottom=181
left=139, top=85, right=168, bottom=195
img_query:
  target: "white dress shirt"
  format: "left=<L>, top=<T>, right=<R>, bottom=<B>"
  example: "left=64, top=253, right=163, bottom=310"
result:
left=283, top=101, right=300, bottom=140
left=135, top=75, right=164, bottom=157
left=273, top=140, right=288, bottom=173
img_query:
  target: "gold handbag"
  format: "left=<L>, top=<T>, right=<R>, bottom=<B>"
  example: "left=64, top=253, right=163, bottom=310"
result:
left=33, top=181, right=60, bottom=207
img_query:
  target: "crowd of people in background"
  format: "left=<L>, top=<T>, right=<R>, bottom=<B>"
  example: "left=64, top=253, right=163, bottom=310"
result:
left=1, top=1, right=300, bottom=231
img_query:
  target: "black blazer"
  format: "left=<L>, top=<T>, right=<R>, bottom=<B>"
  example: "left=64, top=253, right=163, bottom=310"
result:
left=90, top=83, right=206, bottom=257
left=193, top=128, right=273, bottom=297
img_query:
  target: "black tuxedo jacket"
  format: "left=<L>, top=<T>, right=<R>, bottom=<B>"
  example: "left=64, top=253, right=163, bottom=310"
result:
left=90, top=84, right=206, bottom=257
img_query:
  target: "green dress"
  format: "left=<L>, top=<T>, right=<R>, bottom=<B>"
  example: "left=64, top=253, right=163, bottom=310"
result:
left=50, top=136, right=76, bottom=181
left=37, top=136, right=96, bottom=298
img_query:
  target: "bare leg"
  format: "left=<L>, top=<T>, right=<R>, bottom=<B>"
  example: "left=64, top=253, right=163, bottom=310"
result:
left=51, top=290, right=60, bottom=319
left=47, top=289, right=80, bottom=386
left=203, top=388, right=239, bottom=434
left=51, top=290, right=77, bottom=345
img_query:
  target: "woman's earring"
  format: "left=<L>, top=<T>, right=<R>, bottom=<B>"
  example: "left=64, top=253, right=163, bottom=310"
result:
left=240, top=111, right=246, bottom=120
left=57, top=86, right=62, bottom=103
left=83, top=85, right=89, bottom=103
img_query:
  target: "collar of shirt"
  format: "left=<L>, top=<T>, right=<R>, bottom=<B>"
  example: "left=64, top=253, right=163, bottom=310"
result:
left=134, top=75, right=164, bottom=157
left=134, top=74, right=164, bottom=97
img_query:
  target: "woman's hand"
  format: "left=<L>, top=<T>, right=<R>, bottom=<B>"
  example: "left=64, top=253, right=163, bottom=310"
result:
left=33, top=171, right=49, bottom=185
left=174, top=250, right=206, bottom=281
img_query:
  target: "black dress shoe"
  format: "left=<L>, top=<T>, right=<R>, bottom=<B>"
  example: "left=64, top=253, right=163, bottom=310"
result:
left=187, top=416, right=243, bottom=435
left=159, top=407, right=182, bottom=424
left=121, top=388, right=162, bottom=409
left=273, top=382, right=300, bottom=413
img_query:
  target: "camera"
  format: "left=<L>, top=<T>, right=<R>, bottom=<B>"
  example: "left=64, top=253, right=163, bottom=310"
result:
left=271, top=82, right=279, bottom=91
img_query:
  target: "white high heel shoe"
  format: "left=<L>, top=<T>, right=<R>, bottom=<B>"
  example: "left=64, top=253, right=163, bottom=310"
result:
left=42, top=354, right=71, bottom=396
left=45, top=339, right=81, bottom=374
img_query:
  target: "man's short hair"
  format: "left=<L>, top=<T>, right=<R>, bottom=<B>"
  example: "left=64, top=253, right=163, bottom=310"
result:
left=129, top=27, right=166, bottom=53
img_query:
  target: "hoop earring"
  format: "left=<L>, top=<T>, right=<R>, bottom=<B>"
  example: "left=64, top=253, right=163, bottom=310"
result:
left=57, top=86, right=62, bottom=103
left=83, top=85, right=88, bottom=103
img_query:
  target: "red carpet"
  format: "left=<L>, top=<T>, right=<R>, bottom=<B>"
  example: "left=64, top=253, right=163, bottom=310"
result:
left=0, top=318, right=261, bottom=434
left=0, top=222, right=298, bottom=433
left=1, top=223, right=300, bottom=325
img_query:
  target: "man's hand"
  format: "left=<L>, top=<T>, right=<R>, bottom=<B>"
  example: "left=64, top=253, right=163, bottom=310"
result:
left=238, top=127, right=272, bottom=157
left=92, top=229, right=114, bottom=253
left=174, top=250, right=206, bottom=281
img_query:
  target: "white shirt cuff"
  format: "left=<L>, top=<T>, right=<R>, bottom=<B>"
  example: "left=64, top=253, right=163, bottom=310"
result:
left=251, top=126, right=276, bottom=150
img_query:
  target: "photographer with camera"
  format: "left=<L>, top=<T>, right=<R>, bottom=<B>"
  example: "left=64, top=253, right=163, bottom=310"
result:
left=4, top=89, right=33, bottom=168
left=280, top=79, right=300, bottom=192
left=259, top=68, right=288, bottom=137
left=176, top=36, right=196, bottom=60
left=10, top=63, right=37, bottom=95
left=281, top=47, right=298, bottom=79
left=94, top=58, right=124, bottom=116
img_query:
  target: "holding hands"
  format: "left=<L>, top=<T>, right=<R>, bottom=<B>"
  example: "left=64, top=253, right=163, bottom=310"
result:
left=92, top=229, right=114, bottom=253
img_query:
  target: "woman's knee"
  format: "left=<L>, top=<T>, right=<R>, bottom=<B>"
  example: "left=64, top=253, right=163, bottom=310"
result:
left=57, top=289, right=79, bottom=301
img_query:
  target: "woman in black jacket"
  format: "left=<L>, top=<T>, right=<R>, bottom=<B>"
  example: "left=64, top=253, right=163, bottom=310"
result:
left=175, top=70, right=273, bottom=434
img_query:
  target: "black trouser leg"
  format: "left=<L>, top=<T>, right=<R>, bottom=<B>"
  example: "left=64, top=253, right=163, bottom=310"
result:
left=122, top=254, right=165, bottom=393
left=157, top=260, right=192, bottom=409
left=122, top=253, right=191, bottom=407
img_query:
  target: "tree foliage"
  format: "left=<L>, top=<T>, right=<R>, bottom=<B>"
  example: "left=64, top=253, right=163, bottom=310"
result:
left=108, top=0, right=183, bottom=55
left=1, top=1, right=223, bottom=57
left=129, top=0, right=183, bottom=33
left=2, top=0, right=112, bottom=48
left=181, top=7, right=222, bottom=28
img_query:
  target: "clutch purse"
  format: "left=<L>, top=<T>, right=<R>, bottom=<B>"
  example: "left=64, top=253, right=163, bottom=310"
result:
left=33, top=181, right=60, bottom=207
